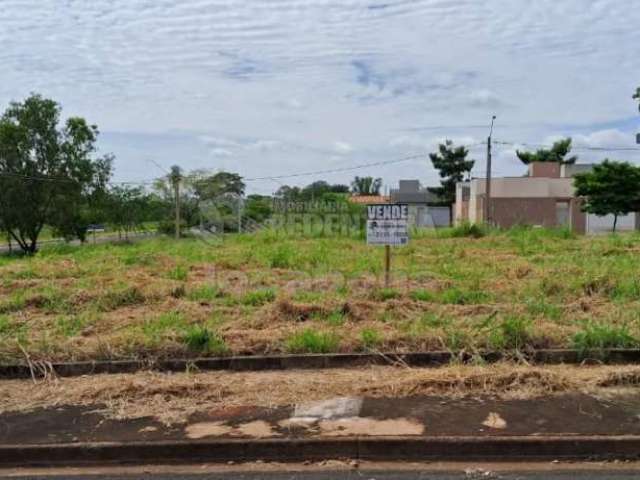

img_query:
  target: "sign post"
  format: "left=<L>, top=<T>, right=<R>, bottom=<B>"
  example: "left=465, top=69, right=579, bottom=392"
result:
left=366, top=204, right=409, bottom=288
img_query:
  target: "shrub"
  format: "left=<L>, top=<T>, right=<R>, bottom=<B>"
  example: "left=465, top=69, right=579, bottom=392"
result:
left=241, top=288, right=276, bottom=306
left=572, top=323, right=637, bottom=353
left=286, top=329, right=340, bottom=353
left=183, top=326, right=228, bottom=355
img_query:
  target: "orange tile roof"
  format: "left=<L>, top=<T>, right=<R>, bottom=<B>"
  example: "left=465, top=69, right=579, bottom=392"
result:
left=348, top=195, right=390, bottom=204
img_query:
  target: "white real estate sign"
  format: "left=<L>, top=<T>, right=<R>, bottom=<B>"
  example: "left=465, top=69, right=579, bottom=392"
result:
left=366, top=204, right=409, bottom=246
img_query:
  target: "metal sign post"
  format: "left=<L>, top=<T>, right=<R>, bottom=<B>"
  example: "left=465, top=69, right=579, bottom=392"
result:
left=366, top=204, right=409, bottom=288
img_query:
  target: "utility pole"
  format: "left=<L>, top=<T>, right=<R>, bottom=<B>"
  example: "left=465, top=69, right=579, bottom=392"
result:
left=485, top=115, right=496, bottom=225
left=237, top=195, right=243, bottom=234
left=170, top=166, right=182, bottom=240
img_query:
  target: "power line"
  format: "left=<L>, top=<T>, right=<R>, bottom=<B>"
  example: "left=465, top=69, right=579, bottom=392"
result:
left=244, top=153, right=428, bottom=181
left=494, top=140, right=640, bottom=152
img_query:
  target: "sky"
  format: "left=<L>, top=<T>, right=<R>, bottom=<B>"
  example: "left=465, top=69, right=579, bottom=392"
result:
left=1, top=0, right=639, bottom=194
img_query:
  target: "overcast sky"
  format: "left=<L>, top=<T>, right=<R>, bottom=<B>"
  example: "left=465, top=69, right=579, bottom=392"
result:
left=1, top=0, right=639, bottom=194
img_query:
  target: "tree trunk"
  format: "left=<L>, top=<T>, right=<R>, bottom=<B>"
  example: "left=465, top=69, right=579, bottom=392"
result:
left=613, top=213, right=618, bottom=233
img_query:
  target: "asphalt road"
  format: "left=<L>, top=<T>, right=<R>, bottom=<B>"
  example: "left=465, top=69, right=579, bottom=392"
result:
left=5, top=469, right=640, bottom=480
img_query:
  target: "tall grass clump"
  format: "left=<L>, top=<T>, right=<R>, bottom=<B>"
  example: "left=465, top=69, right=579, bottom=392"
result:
left=285, top=329, right=340, bottom=353
left=572, top=323, right=637, bottom=354
left=183, top=325, right=228, bottom=355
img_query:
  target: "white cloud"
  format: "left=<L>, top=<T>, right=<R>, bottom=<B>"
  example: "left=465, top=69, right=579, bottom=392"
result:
left=2, top=1, right=639, bottom=191
left=332, top=141, right=354, bottom=154
left=209, top=148, right=233, bottom=157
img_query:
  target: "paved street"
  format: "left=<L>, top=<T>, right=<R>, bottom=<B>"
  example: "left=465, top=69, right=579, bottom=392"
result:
left=4, top=468, right=640, bottom=480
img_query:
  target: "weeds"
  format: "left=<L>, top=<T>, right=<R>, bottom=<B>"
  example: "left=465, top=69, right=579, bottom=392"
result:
left=97, top=286, right=145, bottom=311
left=167, top=265, right=188, bottom=281
left=286, top=329, right=340, bottom=353
left=489, top=316, right=532, bottom=350
left=240, top=288, right=276, bottom=306
left=187, top=285, right=224, bottom=302
left=183, top=326, right=228, bottom=355
left=360, top=328, right=382, bottom=348
left=572, top=323, right=637, bottom=353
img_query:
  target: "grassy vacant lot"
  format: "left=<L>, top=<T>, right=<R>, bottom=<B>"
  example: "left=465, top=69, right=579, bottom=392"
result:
left=1, top=226, right=640, bottom=362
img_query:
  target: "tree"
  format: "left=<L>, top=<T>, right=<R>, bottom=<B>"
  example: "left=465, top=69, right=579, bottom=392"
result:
left=516, top=138, right=577, bottom=165
left=573, top=160, right=640, bottom=232
left=428, top=140, right=475, bottom=208
left=634, top=87, right=640, bottom=112
left=351, top=176, right=382, bottom=196
left=0, top=94, right=112, bottom=253
left=104, top=186, right=158, bottom=239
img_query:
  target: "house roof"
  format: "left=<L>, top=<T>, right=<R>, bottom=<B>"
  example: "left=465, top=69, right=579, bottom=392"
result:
left=348, top=195, right=390, bottom=204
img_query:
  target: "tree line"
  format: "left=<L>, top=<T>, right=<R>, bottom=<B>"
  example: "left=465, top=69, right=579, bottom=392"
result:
left=1, top=88, right=639, bottom=252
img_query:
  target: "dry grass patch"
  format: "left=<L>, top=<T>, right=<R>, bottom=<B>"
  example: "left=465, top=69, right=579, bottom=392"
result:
left=2, top=364, right=640, bottom=425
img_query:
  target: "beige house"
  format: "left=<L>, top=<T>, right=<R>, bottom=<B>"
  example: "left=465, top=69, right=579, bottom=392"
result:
left=455, top=162, right=639, bottom=234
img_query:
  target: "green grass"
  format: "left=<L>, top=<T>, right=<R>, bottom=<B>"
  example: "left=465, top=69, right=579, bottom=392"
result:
left=183, top=325, right=228, bottom=355
left=187, top=285, right=225, bottom=302
left=167, top=265, right=189, bottom=281
left=240, top=288, right=276, bottom=306
left=489, top=316, right=532, bottom=350
left=286, top=329, right=340, bottom=353
left=2, top=228, right=640, bottom=360
left=572, top=323, right=638, bottom=353
left=97, top=286, right=145, bottom=311
left=360, top=328, right=383, bottom=349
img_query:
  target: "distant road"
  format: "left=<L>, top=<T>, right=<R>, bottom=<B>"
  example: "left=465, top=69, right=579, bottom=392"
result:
left=0, top=231, right=157, bottom=254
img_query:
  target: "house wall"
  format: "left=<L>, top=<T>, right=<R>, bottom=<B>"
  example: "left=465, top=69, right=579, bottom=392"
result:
left=490, top=198, right=557, bottom=228
left=529, top=162, right=561, bottom=178
left=470, top=178, right=574, bottom=199
left=570, top=198, right=586, bottom=234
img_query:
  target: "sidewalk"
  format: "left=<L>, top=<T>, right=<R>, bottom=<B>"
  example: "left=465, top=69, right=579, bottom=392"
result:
left=3, top=392, right=640, bottom=466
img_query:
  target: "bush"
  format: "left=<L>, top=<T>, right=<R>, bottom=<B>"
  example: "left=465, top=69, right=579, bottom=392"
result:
left=286, top=329, right=340, bottom=353
left=572, top=323, right=637, bottom=353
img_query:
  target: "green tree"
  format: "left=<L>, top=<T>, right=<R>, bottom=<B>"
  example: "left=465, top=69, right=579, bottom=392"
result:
left=574, top=160, right=640, bottom=232
left=350, top=176, right=382, bottom=196
left=104, top=185, right=159, bottom=239
left=428, top=140, right=475, bottom=208
left=516, top=138, right=577, bottom=165
left=0, top=94, right=112, bottom=253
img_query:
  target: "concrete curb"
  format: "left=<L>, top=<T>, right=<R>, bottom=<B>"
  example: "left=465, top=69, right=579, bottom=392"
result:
left=3, top=349, right=640, bottom=379
left=2, top=436, right=640, bottom=467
